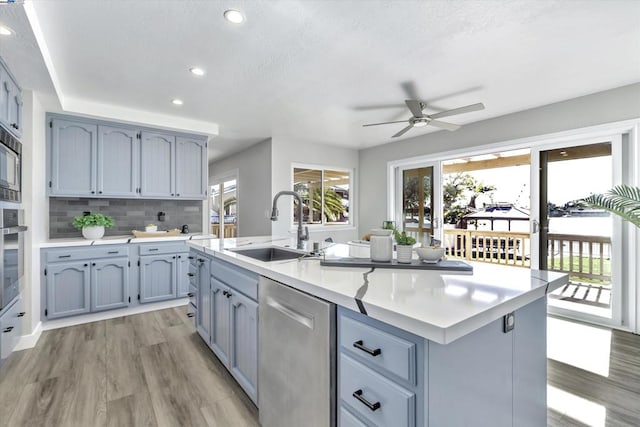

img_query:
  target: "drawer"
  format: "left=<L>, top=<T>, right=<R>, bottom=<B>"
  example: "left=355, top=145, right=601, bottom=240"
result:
left=0, top=296, right=23, bottom=361
left=340, top=314, right=417, bottom=384
left=44, top=245, right=129, bottom=263
left=138, top=242, right=187, bottom=256
left=187, top=303, right=196, bottom=327
left=188, top=264, right=198, bottom=287
left=211, top=257, right=258, bottom=301
left=339, top=405, right=368, bottom=427
left=188, top=284, right=197, bottom=307
left=340, top=353, right=415, bottom=427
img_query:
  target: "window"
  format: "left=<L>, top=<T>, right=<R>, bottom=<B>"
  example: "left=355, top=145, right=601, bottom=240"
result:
left=210, top=177, right=237, bottom=238
left=293, top=167, right=351, bottom=226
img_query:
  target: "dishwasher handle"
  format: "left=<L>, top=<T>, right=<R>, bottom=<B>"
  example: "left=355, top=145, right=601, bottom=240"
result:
left=266, top=296, right=314, bottom=330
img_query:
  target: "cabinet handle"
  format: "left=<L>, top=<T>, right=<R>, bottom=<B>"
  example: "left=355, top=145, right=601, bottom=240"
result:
left=17, top=312, right=25, bottom=317
left=188, top=256, right=194, bottom=260
left=176, top=193, right=180, bottom=197
left=187, top=273, right=194, bottom=277
left=149, top=248, right=159, bottom=252
left=353, top=340, right=382, bottom=357
left=187, top=292, right=194, bottom=297
left=92, top=263, right=96, bottom=266
left=226, top=292, right=232, bottom=298
left=187, top=313, right=195, bottom=318
left=3, top=326, right=14, bottom=333
left=352, top=389, right=381, bottom=412
left=222, top=290, right=228, bottom=296
left=98, top=191, right=103, bottom=194
left=198, top=258, right=205, bottom=263
left=58, top=255, right=71, bottom=258
left=84, top=263, right=88, bottom=267
left=173, top=256, right=176, bottom=259
left=91, top=191, right=95, bottom=194
left=108, top=251, right=119, bottom=254
left=11, top=123, right=18, bottom=129
left=177, top=255, right=181, bottom=259
left=171, top=193, right=174, bottom=196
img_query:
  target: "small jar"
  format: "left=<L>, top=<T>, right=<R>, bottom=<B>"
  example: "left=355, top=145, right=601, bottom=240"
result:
left=370, top=234, right=393, bottom=262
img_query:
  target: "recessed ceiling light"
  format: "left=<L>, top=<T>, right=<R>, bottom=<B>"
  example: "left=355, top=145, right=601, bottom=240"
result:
left=0, top=25, right=14, bottom=36
left=224, top=9, right=244, bottom=24
left=172, top=99, right=184, bottom=106
left=189, top=67, right=205, bottom=76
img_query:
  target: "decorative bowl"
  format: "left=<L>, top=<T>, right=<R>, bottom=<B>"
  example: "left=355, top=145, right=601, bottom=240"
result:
left=416, top=246, right=445, bottom=263
left=348, top=240, right=370, bottom=258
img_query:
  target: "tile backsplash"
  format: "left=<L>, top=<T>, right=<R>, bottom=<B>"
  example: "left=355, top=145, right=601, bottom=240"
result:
left=49, top=198, right=203, bottom=238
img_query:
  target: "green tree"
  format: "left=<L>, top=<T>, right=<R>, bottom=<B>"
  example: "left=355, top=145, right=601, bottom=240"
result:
left=443, top=173, right=496, bottom=226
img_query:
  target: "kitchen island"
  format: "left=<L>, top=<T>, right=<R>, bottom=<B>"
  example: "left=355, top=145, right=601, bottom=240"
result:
left=188, top=236, right=568, bottom=427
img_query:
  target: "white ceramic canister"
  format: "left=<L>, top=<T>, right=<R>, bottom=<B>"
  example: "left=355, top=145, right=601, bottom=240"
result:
left=370, top=234, right=393, bottom=262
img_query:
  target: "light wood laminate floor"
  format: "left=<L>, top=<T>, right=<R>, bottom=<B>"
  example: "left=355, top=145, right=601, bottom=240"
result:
left=0, top=307, right=258, bottom=427
left=1, top=308, right=639, bottom=426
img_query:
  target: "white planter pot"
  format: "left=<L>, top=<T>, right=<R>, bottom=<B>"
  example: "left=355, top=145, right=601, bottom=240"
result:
left=82, top=226, right=105, bottom=240
left=396, top=245, right=414, bottom=264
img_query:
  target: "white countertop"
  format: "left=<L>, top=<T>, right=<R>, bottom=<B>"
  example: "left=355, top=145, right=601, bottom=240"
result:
left=188, top=236, right=568, bottom=344
left=40, top=233, right=216, bottom=248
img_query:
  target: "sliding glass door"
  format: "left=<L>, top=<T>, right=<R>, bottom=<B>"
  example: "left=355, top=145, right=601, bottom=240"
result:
left=210, top=175, right=238, bottom=238
left=531, top=137, right=623, bottom=326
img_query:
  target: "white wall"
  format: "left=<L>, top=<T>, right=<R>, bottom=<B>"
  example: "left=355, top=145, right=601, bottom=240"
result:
left=271, top=138, right=359, bottom=243
left=210, top=139, right=273, bottom=237
left=18, top=90, right=48, bottom=348
left=358, top=83, right=640, bottom=236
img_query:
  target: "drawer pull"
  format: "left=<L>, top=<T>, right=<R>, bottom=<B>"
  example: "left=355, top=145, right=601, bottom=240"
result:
left=187, top=273, right=195, bottom=277
left=187, top=313, right=195, bottom=318
left=148, top=248, right=159, bottom=252
left=58, top=255, right=71, bottom=258
left=353, top=389, right=381, bottom=411
left=188, top=256, right=194, bottom=260
left=187, top=292, right=194, bottom=298
left=17, top=312, right=25, bottom=317
left=3, top=326, right=14, bottom=333
left=353, top=340, right=382, bottom=357
left=108, top=251, right=119, bottom=254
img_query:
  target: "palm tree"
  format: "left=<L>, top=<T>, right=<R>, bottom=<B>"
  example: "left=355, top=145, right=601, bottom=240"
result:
left=584, top=185, right=640, bottom=228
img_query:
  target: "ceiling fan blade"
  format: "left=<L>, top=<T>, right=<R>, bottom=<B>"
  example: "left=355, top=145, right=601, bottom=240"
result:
left=429, top=103, right=485, bottom=119
left=362, top=120, right=410, bottom=127
left=429, top=120, right=460, bottom=131
left=405, top=100, right=425, bottom=118
left=392, top=125, right=414, bottom=138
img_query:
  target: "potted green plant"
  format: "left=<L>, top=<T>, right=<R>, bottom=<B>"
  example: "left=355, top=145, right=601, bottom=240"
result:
left=393, top=228, right=416, bottom=263
left=584, top=185, right=640, bottom=229
left=72, top=212, right=114, bottom=240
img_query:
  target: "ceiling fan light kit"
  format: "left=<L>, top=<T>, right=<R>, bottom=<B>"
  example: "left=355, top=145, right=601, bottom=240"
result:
left=363, top=98, right=485, bottom=138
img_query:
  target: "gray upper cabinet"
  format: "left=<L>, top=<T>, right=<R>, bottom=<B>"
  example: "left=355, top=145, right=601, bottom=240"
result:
left=91, top=257, right=130, bottom=312
left=45, top=261, right=91, bottom=319
left=140, top=132, right=175, bottom=198
left=49, top=119, right=98, bottom=196
left=46, top=113, right=207, bottom=200
left=0, top=58, right=22, bottom=138
left=97, top=125, right=138, bottom=197
left=175, top=136, right=207, bottom=199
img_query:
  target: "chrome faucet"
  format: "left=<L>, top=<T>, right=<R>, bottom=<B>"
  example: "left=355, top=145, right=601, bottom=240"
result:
left=271, top=190, right=309, bottom=250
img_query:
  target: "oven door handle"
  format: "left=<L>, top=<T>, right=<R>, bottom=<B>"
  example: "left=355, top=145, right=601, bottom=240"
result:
left=1, top=225, right=28, bottom=235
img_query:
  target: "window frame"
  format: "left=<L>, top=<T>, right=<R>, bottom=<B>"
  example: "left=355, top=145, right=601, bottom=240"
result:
left=291, top=163, right=355, bottom=230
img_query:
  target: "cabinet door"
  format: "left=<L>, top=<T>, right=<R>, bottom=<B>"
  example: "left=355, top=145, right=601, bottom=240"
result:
left=91, top=257, right=130, bottom=312
left=175, top=136, right=206, bottom=199
left=45, top=261, right=91, bottom=319
left=210, top=278, right=231, bottom=365
left=7, top=83, right=21, bottom=138
left=0, top=70, right=10, bottom=127
left=97, top=125, right=138, bottom=197
left=196, top=260, right=212, bottom=343
left=139, top=254, right=176, bottom=303
left=50, top=119, right=98, bottom=196
left=176, top=253, right=190, bottom=298
left=140, top=132, right=175, bottom=198
left=229, top=291, right=258, bottom=404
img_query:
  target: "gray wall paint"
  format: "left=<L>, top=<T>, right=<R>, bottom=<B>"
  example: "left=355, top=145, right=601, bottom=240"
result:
left=210, top=139, right=272, bottom=237
left=358, top=83, right=640, bottom=236
left=49, top=198, right=203, bottom=238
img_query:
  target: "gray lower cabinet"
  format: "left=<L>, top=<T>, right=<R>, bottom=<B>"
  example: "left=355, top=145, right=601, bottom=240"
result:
left=43, top=246, right=131, bottom=320
left=0, top=296, right=24, bottom=364
left=90, top=258, right=130, bottom=312
left=194, top=254, right=211, bottom=342
left=191, top=250, right=259, bottom=405
left=138, top=243, right=190, bottom=303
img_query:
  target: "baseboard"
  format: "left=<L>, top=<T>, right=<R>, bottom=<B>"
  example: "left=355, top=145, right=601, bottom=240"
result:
left=42, top=298, right=189, bottom=331
left=15, top=321, right=43, bottom=351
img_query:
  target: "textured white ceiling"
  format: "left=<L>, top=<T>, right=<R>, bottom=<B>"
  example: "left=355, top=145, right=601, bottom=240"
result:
left=2, top=0, right=640, bottom=161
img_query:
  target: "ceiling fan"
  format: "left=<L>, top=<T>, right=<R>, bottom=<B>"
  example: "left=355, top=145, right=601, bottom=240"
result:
left=363, top=100, right=485, bottom=138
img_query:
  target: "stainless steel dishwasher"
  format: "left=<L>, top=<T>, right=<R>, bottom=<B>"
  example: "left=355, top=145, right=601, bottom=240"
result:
left=259, top=276, right=336, bottom=427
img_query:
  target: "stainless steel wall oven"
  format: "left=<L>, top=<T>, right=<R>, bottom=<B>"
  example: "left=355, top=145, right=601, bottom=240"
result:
left=0, top=125, right=21, bottom=203
left=0, top=209, right=26, bottom=310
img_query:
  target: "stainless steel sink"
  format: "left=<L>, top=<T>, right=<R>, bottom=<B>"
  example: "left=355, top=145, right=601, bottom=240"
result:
left=230, top=246, right=305, bottom=262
